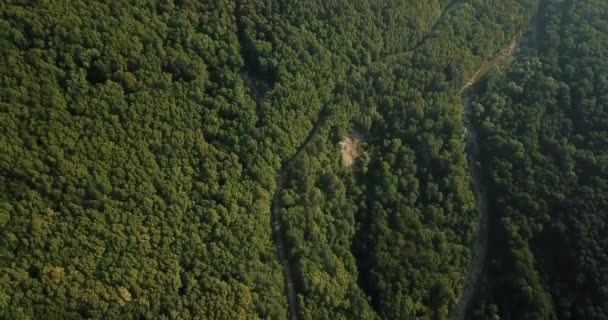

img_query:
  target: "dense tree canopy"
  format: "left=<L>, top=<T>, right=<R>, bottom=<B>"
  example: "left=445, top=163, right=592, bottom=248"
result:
left=469, top=0, right=608, bottom=319
left=2, top=0, right=607, bottom=319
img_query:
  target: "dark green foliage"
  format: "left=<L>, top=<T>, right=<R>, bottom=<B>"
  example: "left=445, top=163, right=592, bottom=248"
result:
left=346, top=1, right=538, bottom=318
left=5, top=0, right=602, bottom=319
left=469, top=0, right=608, bottom=319
left=0, top=1, right=284, bottom=318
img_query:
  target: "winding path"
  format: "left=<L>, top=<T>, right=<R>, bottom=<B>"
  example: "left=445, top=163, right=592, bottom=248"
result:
left=236, top=2, right=530, bottom=318
left=270, top=121, right=322, bottom=320
left=234, top=3, right=307, bottom=317
left=241, top=68, right=321, bottom=320
left=271, top=169, right=299, bottom=320
left=450, top=6, right=545, bottom=308
left=450, top=93, right=490, bottom=320
left=450, top=41, right=518, bottom=320
left=377, top=0, right=464, bottom=61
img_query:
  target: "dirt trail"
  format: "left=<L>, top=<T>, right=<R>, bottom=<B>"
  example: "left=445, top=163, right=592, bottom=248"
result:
left=241, top=78, right=319, bottom=319
left=376, top=0, right=464, bottom=62
left=463, top=40, right=518, bottom=92
left=450, top=40, right=518, bottom=320
left=271, top=170, right=299, bottom=320
left=234, top=3, right=310, bottom=317
left=271, top=121, right=322, bottom=320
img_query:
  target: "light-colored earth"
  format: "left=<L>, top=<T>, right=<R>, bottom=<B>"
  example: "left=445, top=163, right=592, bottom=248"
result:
left=339, top=136, right=360, bottom=167
left=464, top=40, right=518, bottom=92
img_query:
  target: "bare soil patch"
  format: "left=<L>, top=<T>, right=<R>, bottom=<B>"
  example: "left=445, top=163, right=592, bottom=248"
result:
left=339, top=136, right=360, bottom=167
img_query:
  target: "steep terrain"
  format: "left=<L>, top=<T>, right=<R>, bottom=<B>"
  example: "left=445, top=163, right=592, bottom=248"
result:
left=0, top=1, right=552, bottom=319
left=451, top=40, right=518, bottom=319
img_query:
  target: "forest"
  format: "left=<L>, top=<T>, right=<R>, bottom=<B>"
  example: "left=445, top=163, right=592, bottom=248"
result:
left=469, top=0, right=608, bottom=319
left=1, top=0, right=606, bottom=319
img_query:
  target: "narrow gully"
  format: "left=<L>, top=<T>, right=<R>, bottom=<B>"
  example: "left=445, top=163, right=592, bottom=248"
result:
left=450, top=39, right=519, bottom=319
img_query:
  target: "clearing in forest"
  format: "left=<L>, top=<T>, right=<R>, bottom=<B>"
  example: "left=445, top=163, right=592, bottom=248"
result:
left=339, top=135, right=361, bottom=167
